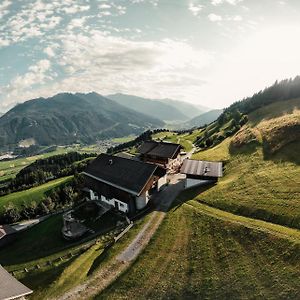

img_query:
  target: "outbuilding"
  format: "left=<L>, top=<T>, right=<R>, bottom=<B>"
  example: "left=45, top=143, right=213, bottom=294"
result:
left=180, top=159, right=223, bottom=189
left=83, top=154, right=166, bottom=215
left=137, top=141, right=182, bottom=169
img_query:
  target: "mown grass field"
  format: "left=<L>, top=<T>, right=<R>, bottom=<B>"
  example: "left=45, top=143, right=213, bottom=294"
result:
left=191, top=99, right=300, bottom=229
left=98, top=193, right=300, bottom=300
left=152, top=131, right=194, bottom=152
left=193, top=146, right=300, bottom=229
left=0, top=176, right=72, bottom=213
left=0, top=147, right=75, bottom=181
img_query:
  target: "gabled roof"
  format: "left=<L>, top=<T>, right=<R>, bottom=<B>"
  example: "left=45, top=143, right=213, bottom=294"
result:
left=138, top=141, right=182, bottom=159
left=0, top=265, right=33, bottom=300
left=83, top=154, right=164, bottom=196
left=0, top=225, right=16, bottom=240
left=181, top=159, right=223, bottom=178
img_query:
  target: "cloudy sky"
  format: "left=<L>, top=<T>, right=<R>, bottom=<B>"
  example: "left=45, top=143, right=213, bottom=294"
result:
left=0, top=0, right=300, bottom=112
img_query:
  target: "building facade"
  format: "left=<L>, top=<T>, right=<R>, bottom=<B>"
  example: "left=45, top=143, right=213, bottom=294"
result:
left=83, top=154, right=166, bottom=215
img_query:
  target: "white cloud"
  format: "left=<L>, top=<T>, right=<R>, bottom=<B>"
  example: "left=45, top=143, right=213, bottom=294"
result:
left=188, top=3, right=203, bottom=16
left=208, top=13, right=223, bottom=22
left=0, top=0, right=91, bottom=47
left=227, top=15, right=243, bottom=21
left=1, top=30, right=212, bottom=110
left=44, top=46, right=55, bottom=57
left=211, top=0, right=243, bottom=5
left=0, top=0, right=11, bottom=18
left=1, top=59, right=53, bottom=109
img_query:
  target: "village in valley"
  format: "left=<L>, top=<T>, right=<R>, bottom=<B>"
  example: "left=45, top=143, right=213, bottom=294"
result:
left=0, top=137, right=223, bottom=300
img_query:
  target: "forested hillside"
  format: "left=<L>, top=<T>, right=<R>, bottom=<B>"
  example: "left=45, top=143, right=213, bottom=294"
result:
left=0, top=92, right=163, bottom=150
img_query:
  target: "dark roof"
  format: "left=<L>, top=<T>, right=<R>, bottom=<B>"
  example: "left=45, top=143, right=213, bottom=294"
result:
left=0, top=225, right=16, bottom=240
left=138, top=141, right=158, bottom=154
left=83, top=154, right=163, bottom=196
left=0, top=265, right=33, bottom=300
left=138, top=141, right=182, bottom=159
left=180, top=159, right=223, bottom=178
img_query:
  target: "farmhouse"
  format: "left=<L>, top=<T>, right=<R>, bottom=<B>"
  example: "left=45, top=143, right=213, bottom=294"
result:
left=180, top=159, right=223, bottom=189
left=82, top=154, right=166, bottom=215
left=137, top=141, right=182, bottom=169
left=0, top=265, right=33, bottom=300
left=0, top=225, right=17, bottom=249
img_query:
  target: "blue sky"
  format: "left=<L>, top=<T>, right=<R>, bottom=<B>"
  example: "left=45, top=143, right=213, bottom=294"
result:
left=1, top=0, right=300, bottom=112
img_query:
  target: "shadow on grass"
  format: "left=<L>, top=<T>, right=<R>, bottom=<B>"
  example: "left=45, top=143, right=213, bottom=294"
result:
left=263, top=140, right=300, bottom=165
left=169, top=182, right=216, bottom=212
left=0, top=212, right=119, bottom=267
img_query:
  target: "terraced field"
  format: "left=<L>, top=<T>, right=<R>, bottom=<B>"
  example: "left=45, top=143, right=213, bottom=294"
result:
left=98, top=196, right=300, bottom=300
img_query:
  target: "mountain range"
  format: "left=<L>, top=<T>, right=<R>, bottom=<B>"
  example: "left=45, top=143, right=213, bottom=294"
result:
left=183, top=109, right=223, bottom=128
left=0, top=92, right=164, bottom=149
left=106, top=93, right=209, bottom=121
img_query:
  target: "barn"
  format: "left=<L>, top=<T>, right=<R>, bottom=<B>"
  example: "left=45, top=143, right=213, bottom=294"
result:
left=180, top=159, right=223, bottom=189
left=137, top=141, right=182, bottom=169
left=82, top=154, right=166, bottom=216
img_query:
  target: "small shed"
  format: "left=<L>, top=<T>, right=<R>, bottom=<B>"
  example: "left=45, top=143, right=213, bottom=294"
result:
left=180, top=159, right=223, bottom=189
left=0, top=265, right=33, bottom=300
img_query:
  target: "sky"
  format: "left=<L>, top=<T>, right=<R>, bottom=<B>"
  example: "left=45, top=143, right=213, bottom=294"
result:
left=1, top=0, right=300, bottom=112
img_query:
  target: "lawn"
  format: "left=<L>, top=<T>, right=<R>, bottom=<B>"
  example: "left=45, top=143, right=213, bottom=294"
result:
left=98, top=194, right=300, bottom=300
left=0, top=176, right=73, bottom=213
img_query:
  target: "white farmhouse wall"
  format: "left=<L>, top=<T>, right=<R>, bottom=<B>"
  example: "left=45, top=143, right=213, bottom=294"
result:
left=100, top=195, right=129, bottom=213
left=89, top=189, right=98, bottom=200
left=135, top=191, right=150, bottom=210
left=113, top=198, right=129, bottom=213
left=157, top=175, right=167, bottom=191
left=185, top=178, right=210, bottom=189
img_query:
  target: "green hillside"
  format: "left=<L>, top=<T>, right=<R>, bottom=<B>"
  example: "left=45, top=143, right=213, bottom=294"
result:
left=97, top=96, right=300, bottom=299
left=191, top=98, right=300, bottom=228
left=98, top=196, right=300, bottom=300
left=0, top=92, right=163, bottom=149
left=0, top=176, right=72, bottom=213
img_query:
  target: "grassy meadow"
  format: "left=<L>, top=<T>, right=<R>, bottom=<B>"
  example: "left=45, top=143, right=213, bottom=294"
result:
left=0, top=147, right=75, bottom=181
left=0, top=176, right=72, bottom=213
left=98, top=192, right=300, bottom=300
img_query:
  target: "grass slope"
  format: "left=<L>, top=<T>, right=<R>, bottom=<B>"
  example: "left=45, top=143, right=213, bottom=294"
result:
left=0, top=176, right=72, bottom=213
left=191, top=102, right=300, bottom=229
left=0, top=147, right=74, bottom=181
left=98, top=193, right=300, bottom=300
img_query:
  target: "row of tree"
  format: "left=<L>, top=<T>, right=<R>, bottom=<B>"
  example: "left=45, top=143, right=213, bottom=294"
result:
left=107, top=129, right=170, bottom=154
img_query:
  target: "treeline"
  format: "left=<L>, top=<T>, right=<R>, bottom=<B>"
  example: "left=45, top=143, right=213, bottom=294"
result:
left=107, top=129, right=169, bottom=154
left=0, top=152, right=96, bottom=196
left=195, top=113, right=248, bottom=148
left=227, top=76, right=300, bottom=115
left=0, top=174, right=85, bottom=224
left=194, top=77, right=300, bottom=149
